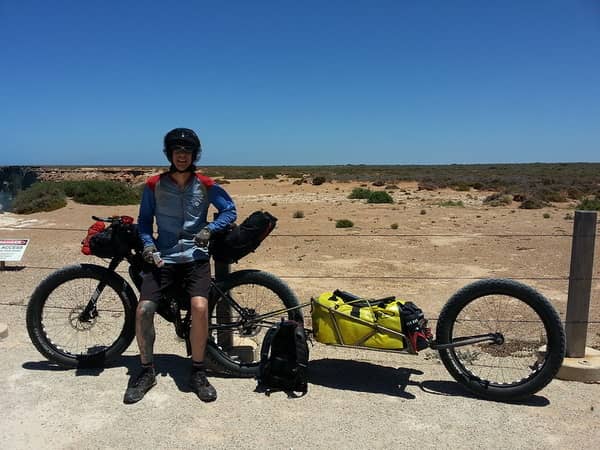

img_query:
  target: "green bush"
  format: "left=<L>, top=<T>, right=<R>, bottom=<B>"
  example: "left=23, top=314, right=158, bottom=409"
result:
left=348, top=187, right=372, bottom=199
left=452, top=182, right=471, bottom=192
left=335, top=219, right=354, bottom=228
left=312, top=176, right=326, bottom=185
left=535, top=188, right=567, bottom=203
left=12, top=182, right=67, bottom=214
left=519, top=197, right=548, bottom=209
left=293, top=210, right=304, bottom=218
left=367, top=191, right=393, bottom=204
left=59, top=180, right=141, bottom=205
left=576, top=196, right=600, bottom=211
left=483, top=193, right=512, bottom=207
left=438, top=200, right=464, bottom=207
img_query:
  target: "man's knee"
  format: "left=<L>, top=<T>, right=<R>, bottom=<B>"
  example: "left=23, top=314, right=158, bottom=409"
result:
left=137, top=300, right=158, bottom=320
left=190, top=296, right=209, bottom=316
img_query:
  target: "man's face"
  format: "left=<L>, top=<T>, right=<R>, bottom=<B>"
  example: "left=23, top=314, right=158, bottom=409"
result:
left=172, top=148, right=193, bottom=171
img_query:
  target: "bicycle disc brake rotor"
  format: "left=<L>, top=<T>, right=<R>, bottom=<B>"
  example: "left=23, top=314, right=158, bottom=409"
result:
left=69, top=306, right=96, bottom=331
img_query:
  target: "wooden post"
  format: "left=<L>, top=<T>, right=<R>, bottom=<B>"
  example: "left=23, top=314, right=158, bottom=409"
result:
left=565, top=210, right=597, bottom=358
left=215, top=260, right=232, bottom=350
left=213, top=211, right=233, bottom=350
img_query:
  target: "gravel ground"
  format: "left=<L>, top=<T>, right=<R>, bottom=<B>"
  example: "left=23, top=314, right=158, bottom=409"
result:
left=1, top=306, right=599, bottom=450
left=1, top=178, right=599, bottom=449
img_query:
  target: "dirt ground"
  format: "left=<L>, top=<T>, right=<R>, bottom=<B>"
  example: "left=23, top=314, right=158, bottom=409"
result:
left=1, top=177, right=599, bottom=449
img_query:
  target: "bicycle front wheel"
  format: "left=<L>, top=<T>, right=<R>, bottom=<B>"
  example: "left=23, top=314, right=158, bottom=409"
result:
left=205, top=269, right=301, bottom=377
left=26, top=264, right=137, bottom=368
left=436, top=279, right=565, bottom=402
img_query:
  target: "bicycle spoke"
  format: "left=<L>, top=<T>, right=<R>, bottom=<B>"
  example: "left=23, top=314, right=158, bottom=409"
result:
left=450, top=293, right=548, bottom=386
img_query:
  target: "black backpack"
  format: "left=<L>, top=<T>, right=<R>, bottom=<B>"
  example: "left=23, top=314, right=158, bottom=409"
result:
left=210, top=211, right=277, bottom=263
left=256, top=319, right=309, bottom=397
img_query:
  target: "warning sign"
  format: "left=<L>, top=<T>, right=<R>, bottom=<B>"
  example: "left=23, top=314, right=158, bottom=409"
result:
left=0, top=239, right=30, bottom=261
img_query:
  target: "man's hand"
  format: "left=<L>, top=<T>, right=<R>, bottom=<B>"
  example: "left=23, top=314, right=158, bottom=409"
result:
left=142, top=245, right=158, bottom=264
left=194, top=227, right=211, bottom=248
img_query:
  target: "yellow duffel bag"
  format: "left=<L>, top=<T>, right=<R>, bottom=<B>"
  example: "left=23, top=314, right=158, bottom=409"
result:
left=311, top=292, right=407, bottom=349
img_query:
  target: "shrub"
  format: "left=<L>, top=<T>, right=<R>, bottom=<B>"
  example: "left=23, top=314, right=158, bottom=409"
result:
left=543, top=213, right=551, bottom=219
left=452, top=182, right=471, bottom=192
left=59, top=180, right=141, bottom=205
left=367, top=191, right=394, bottom=204
left=576, top=196, right=600, bottom=211
left=348, top=187, right=372, bottom=199
left=438, top=200, right=464, bottom=207
left=385, top=184, right=399, bottom=190
left=567, top=187, right=583, bottom=200
left=12, top=182, right=67, bottom=214
left=312, top=176, right=326, bottom=185
left=390, top=223, right=399, bottom=229
left=293, top=210, right=304, bottom=218
left=418, top=181, right=438, bottom=191
left=519, top=197, right=547, bottom=209
left=262, top=172, right=278, bottom=179
left=420, top=209, right=427, bottom=215
left=335, top=219, right=354, bottom=228
left=372, top=180, right=385, bottom=187
left=483, top=193, right=512, bottom=207
left=535, top=188, right=567, bottom=203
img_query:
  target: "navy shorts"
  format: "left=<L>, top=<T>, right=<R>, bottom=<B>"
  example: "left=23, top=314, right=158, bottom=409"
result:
left=140, top=260, right=211, bottom=303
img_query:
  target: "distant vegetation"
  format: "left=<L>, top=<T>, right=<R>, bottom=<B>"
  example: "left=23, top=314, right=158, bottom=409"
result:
left=348, top=187, right=372, bottom=199
left=12, top=182, right=67, bottom=214
left=5, top=163, right=600, bottom=213
left=11, top=180, right=141, bottom=214
left=58, top=180, right=141, bottom=205
left=335, top=219, right=354, bottom=228
left=202, top=163, right=600, bottom=206
left=366, top=191, right=394, bottom=204
left=576, top=196, right=600, bottom=211
left=438, top=200, right=464, bottom=207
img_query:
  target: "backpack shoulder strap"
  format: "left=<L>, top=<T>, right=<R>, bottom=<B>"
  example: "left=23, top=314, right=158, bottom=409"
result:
left=258, top=323, right=281, bottom=378
left=293, top=324, right=309, bottom=395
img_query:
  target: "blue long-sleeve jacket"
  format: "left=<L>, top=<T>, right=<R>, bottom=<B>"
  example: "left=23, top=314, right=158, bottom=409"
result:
left=138, top=172, right=237, bottom=264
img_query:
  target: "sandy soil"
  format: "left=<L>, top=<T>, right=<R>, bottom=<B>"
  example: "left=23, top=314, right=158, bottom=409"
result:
left=1, top=178, right=599, bottom=449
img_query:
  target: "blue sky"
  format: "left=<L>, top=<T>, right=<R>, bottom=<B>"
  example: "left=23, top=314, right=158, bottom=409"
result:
left=1, top=0, right=599, bottom=166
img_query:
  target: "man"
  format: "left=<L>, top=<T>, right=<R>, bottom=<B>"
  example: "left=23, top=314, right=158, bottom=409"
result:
left=124, top=128, right=236, bottom=404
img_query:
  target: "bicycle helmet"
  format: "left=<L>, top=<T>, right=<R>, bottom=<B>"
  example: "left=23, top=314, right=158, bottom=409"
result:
left=163, top=128, right=202, bottom=163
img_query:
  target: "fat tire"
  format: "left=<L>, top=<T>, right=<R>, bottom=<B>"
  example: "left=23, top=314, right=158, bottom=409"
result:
left=205, top=270, right=301, bottom=377
left=26, top=264, right=137, bottom=368
left=436, top=278, right=565, bottom=402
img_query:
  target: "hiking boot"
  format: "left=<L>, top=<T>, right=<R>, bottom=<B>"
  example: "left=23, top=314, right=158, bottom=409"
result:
left=190, top=370, right=217, bottom=402
left=123, top=368, right=157, bottom=404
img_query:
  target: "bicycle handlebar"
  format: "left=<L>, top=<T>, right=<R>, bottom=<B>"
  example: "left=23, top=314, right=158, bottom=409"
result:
left=91, top=215, right=135, bottom=225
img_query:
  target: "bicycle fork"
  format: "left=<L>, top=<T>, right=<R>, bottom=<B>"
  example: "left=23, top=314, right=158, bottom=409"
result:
left=79, top=258, right=123, bottom=322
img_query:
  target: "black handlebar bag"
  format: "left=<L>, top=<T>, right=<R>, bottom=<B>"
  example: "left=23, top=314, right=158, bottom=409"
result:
left=210, top=211, right=277, bottom=264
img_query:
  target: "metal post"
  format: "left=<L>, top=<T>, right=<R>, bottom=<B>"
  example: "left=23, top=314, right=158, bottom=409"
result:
left=565, top=210, right=597, bottom=358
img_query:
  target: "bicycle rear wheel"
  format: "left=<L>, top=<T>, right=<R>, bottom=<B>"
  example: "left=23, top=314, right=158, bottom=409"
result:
left=26, top=264, right=137, bottom=368
left=205, top=270, right=301, bottom=377
left=436, top=279, right=565, bottom=402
